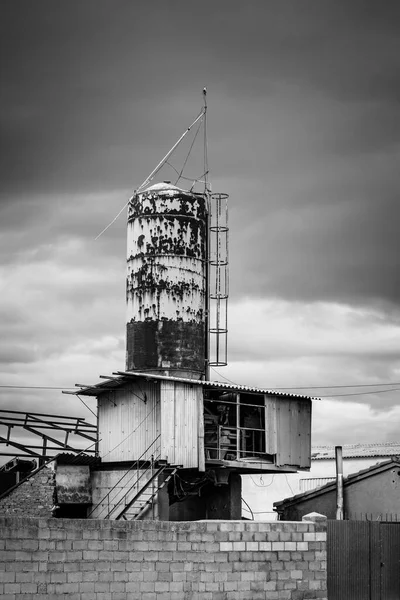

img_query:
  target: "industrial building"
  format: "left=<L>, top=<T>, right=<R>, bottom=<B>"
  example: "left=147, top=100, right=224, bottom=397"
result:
left=0, top=105, right=314, bottom=521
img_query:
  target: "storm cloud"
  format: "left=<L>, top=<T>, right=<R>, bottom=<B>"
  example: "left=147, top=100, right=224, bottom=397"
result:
left=1, top=1, right=400, bottom=450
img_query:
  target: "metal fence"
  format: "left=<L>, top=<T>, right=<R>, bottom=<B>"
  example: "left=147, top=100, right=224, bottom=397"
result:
left=327, top=520, right=400, bottom=600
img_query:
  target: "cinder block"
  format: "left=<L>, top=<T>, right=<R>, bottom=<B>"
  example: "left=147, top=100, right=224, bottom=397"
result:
left=271, top=542, right=284, bottom=551
left=140, top=582, right=155, bottom=592
left=67, top=572, right=83, bottom=583
left=4, top=583, right=20, bottom=594
left=154, top=581, right=170, bottom=592
left=284, top=542, right=296, bottom=551
left=79, top=581, right=95, bottom=592
left=49, top=572, right=67, bottom=583
left=278, top=551, right=291, bottom=561
left=259, top=541, right=272, bottom=551
left=296, top=542, right=308, bottom=551
left=246, top=542, right=259, bottom=551
left=240, top=572, right=255, bottom=581
left=82, top=571, right=98, bottom=582
left=61, top=583, right=80, bottom=594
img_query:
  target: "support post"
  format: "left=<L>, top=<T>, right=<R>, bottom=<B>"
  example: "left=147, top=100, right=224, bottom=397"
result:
left=335, top=445, right=344, bottom=520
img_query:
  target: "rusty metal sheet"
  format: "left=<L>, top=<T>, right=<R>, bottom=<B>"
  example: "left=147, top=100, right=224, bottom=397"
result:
left=126, top=183, right=207, bottom=377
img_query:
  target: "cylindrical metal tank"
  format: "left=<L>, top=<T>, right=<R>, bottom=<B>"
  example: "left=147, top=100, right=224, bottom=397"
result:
left=126, top=182, right=208, bottom=378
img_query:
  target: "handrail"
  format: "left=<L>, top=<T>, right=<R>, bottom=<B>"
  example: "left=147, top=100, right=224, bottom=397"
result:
left=105, top=449, right=161, bottom=519
left=88, top=434, right=161, bottom=518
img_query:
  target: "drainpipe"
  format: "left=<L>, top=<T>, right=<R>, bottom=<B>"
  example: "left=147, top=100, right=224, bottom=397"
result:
left=335, top=445, right=344, bottom=520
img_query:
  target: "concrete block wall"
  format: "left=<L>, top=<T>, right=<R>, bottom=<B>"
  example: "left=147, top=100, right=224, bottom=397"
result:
left=0, top=517, right=327, bottom=600
left=0, top=467, right=55, bottom=518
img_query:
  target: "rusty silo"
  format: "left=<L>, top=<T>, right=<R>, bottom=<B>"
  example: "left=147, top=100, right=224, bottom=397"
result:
left=126, top=182, right=208, bottom=379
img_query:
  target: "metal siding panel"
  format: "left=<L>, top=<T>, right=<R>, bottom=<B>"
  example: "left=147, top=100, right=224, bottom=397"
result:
left=160, top=381, right=176, bottom=464
left=264, top=396, right=277, bottom=455
left=198, top=387, right=205, bottom=471
left=299, top=400, right=312, bottom=468
left=99, top=383, right=159, bottom=463
left=173, top=384, right=198, bottom=469
left=276, top=399, right=292, bottom=466
left=327, top=520, right=371, bottom=600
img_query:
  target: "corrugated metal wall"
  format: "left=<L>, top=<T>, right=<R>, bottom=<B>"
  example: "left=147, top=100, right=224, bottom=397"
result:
left=160, top=381, right=203, bottom=469
left=98, top=382, right=160, bottom=462
left=299, top=477, right=336, bottom=492
left=265, top=396, right=311, bottom=469
left=328, top=520, right=371, bottom=600
left=327, top=520, right=400, bottom=600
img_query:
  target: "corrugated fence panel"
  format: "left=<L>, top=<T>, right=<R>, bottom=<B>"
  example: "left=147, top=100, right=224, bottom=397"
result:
left=380, top=523, right=400, bottom=600
left=98, top=382, right=160, bottom=462
left=328, top=520, right=371, bottom=600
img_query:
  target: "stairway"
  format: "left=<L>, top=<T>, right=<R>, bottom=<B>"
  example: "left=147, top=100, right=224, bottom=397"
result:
left=116, top=464, right=179, bottom=521
left=89, top=435, right=180, bottom=520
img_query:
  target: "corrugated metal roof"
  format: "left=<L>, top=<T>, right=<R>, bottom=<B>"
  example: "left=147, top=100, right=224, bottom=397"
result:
left=274, top=457, right=400, bottom=508
left=311, top=443, right=400, bottom=460
left=55, top=453, right=101, bottom=466
left=66, top=370, right=314, bottom=401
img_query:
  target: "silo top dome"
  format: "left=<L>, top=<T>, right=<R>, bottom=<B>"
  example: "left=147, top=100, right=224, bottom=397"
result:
left=141, top=182, right=192, bottom=195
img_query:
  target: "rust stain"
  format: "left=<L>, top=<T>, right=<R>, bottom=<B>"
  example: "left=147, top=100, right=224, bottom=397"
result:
left=126, top=185, right=208, bottom=374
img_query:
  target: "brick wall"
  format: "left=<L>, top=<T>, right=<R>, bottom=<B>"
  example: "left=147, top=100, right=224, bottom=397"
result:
left=0, top=517, right=327, bottom=600
left=0, top=467, right=55, bottom=518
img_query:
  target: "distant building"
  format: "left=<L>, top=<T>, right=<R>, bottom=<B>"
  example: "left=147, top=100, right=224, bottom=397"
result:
left=242, top=443, right=400, bottom=520
left=274, top=457, right=400, bottom=521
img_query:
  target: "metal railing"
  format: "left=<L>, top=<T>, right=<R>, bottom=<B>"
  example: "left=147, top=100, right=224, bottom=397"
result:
left=88, top=434, right=161, bottom=519
left=204, top=425, right=266, bottom=460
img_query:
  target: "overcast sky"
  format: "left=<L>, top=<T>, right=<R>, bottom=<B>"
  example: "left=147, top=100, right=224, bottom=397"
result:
left=1, top=1, right=400, bottom=454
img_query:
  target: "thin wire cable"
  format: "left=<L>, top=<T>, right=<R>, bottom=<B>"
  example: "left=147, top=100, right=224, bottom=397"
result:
left=284, top=474, right=295, bottom=496
left=0, top=385, right=77, bottom=390
left=174, top=117, right=203, bottom=186
left=94, top=200, right=130, bottom=241
left=241, top=496, right=254, bottom=520
left=210, top=368, right=400, bottom=391
left=94, top=107, right=205, bottom=240
left=320, top=387, right=400, bottom=398
left=2, top=381, right=400, bottom=397
left=250, top=474, right=276, bottom=488
left=76, top=395, right=97, bottom=418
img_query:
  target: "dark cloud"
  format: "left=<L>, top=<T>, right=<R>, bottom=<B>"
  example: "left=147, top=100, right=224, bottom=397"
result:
left=1, top=1, right=400, bottom=448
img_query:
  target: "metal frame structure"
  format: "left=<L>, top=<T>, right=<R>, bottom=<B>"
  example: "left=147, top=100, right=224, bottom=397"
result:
left=0, top=410, right=98, bottom=459
left=208, top=192, right=229, bottom=367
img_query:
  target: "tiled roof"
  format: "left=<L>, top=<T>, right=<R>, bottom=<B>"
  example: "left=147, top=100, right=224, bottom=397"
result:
left=311, top=443, right=400, bottom=460
left=274, top=457, right=400, bottom=508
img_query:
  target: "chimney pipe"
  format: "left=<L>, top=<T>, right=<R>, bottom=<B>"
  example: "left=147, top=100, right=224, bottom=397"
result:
left=335, top=445, right=344, bottom=520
